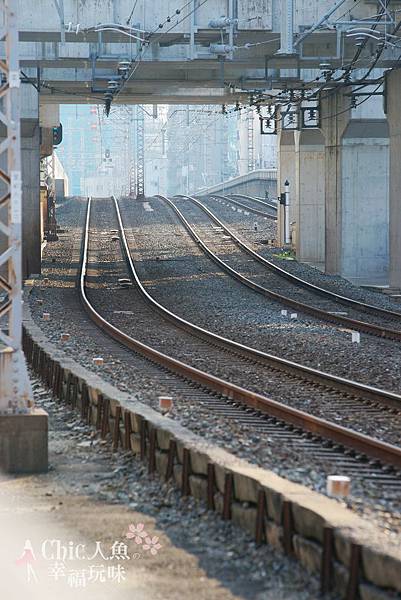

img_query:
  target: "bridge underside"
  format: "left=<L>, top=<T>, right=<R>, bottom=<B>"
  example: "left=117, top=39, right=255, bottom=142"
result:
left=6, top=1, right=401, bottom=290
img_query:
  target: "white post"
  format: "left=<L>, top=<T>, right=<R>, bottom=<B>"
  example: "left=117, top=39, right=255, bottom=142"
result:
left=284, top=179, right=291, bottom=244
left=0, top=0, right=33, bottom=414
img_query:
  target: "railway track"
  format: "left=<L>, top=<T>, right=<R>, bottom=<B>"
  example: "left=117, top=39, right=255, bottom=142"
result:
left=209, top=193, right=277, bottom=220
left=76, top=196, right=401, bottom=488
left=229, top=193, right=278, bottom=212
left=166, top=194, right=401, bottom=343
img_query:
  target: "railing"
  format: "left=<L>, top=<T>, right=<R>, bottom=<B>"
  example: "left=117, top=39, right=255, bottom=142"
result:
left=195, top=169, right=277, bottom=196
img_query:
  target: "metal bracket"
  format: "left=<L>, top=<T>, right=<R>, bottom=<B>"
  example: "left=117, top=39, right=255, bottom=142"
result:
left=52, top=0, right=65, bottom=44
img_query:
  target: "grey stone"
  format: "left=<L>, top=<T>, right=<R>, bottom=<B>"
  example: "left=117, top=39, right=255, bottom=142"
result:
left=189, top=474, right=208, bottom=501
left=233, top=472, right=259, bottom=503
left=0, top=409, right=48, bottom=473
left=362, top=546, right=401, bottom=594
left=130, top=433, right=141, bottom=455
left=155, top=449, right=168, bottom=477
left=231, top=502, right=257, bottom=537
left=359, top=582, right=399, bottom=600
left=293, top=534, right=322, bottom=574
left=156, top=428, right=173, bottom=451
left=333, top=559, right=349, bottom=599
left=265, top=519, right=283, bottom=550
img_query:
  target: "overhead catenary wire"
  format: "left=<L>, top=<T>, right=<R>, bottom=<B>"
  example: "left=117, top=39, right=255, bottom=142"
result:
left=126, top=0, right=140, bottom=26
left=114, top=0, right=210, bottom=102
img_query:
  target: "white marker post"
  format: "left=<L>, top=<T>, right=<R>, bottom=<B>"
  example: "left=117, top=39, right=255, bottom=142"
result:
left=284, top=179, right=290, bottom=244
left=351, top=331, right=360, bottom=344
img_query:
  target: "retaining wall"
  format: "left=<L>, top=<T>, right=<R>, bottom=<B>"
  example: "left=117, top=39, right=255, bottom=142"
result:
left=23, top=307, right=401, bottom=600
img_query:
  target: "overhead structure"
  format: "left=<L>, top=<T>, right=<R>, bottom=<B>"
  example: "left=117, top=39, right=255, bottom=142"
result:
left=11, top=1, right=401, bottom=106
left=0, top=0, right=33, bottom=413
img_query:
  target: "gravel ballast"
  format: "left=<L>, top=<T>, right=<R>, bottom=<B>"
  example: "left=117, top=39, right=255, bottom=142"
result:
left=28, top=197, right=401, bottom=541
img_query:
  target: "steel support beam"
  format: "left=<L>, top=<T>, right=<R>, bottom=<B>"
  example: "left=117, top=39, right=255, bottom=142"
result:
left=0, top=0, right=33, bottom=413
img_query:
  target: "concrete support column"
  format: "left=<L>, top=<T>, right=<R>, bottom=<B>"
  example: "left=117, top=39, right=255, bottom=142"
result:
left=341, top=120, right=389, bottom=285
left=320, top=88, right=351, bottom=275
left=21, top=84, right=41, bottom=277
left=277, top=128, right=295, bottom=246
left=321, top=87, right=389, bottom=285
left=294, top=130, right=325, bottom=267
left=0, top=84, right=40, bottom=279
left=21, top=124, right=41, bottom=276
left=386, top=69, right=401, bottom=290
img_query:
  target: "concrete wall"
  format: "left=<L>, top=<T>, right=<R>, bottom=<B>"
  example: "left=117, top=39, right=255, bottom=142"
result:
left=386, top=69, right=401, bottom=290
left=341, top=121, right=389, bottom=285
left=14, top=0, right=372, bottom=34
left=321, top=84, right=390, bottom=285
left=54, top=153, right=70, bottom=199
left=197, top=170, right=277, bottom=198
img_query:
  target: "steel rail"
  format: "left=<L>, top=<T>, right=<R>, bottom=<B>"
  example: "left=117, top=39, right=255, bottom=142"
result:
left=78, top=196, right=401, bottom=468
left=152, top=194, right=401, bottom=405
left=174, top=194, right=401, bottom=341
left=229, top=192, right=278, bottom=212
left=211, top=193, right=277, bottom=220
left=185, top=194, right=401, bottom=321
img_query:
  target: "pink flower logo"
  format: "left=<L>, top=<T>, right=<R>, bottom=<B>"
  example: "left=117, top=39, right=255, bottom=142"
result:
left=126, top=523, right=147, bottom=545
left=143, top=536, right=162, bottom=556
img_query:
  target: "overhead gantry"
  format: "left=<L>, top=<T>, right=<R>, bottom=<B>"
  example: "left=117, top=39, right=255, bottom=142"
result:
left=2, top=1, right=401, bottom=282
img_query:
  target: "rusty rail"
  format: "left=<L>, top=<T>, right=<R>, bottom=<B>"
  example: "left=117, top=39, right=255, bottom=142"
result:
left=211, top=193, right=277, bottom=219
left=76, top=196, right=401, bottom=468
left=172, top=194, right=401, bottom=342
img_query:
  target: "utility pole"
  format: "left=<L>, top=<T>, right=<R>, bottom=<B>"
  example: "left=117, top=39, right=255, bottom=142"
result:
left=136, top=105, right=145, bottom=200
left=0, top=0, right=34, bottom=414
left=247, top=110, right=254, bottom=172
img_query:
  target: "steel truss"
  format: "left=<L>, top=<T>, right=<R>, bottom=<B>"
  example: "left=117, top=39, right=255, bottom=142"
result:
left=0, top=0, right=33, bottom=413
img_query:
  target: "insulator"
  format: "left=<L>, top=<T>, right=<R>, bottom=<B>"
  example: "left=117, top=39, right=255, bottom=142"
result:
left=355, top=35, right=366, bottom=47
left=210, top=44, right=235, bottom=55
left=319, top=62, right=331, bottom=76
left=118, top=60, right=130, bottom=73
left=209, top=17, right=238, bottom=28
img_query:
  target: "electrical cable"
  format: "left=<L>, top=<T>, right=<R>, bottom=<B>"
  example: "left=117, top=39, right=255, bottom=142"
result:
left=114, top=0, right=210, bottom=102
left=126, top=0, right=140, bottom=26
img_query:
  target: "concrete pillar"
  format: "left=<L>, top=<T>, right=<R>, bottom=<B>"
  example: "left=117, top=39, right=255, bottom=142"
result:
left=320, top=88, right=351, bottom=275
left=294, top=129, right=325, bottom=267
left=277, top=128, right=295, bottom=246
left=0, top=84, right=40, bottom=279
left=321, top=87, right=389, bottom=285
left=21, top=124, right=41, bottom=276
left=341, top=119, right=389, bottom=285
left=386, top=69, right=401, bottom=290
left=21, top=84, right=41, bottom=277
